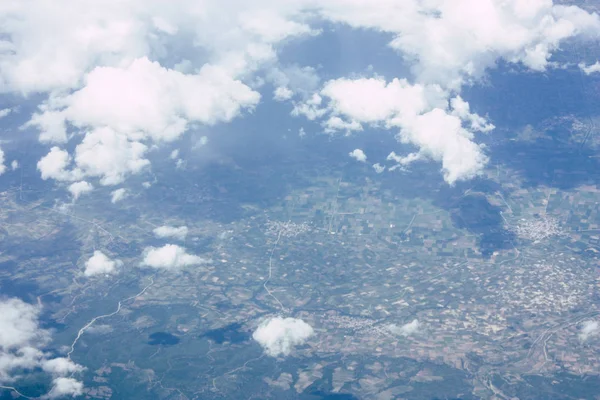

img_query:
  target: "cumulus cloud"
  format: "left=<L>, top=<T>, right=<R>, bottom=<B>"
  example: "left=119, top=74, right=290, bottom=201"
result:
left=37, top=147, right=76, bottom=181
left=389, top=319, right=421, bottom=337
left=349, top=149, right=367, bottom=162
left=0, top=1, right=309, bottom=93
left=71, top=128, right=150, bottom=185
left=239, top=8, right=315, bottom=44
left=372, top=163, right=385, bottom=173
left=111, top=188, right=127, bottom=203
left=2, top=0, right=600, bottom=189
left=579, top=320, right=599, bottom=342
left=0, top=147, right=6, bottom=176
left=11, top=160, right=19, bottom=170
left=274, top=86, right=293, bottom=101
left=153, top=225, right=189, bottom=241
left=320, top=77, right=445, bottom=124
left=0, top=298, right=48, bottom=362
left=0, top=0, right=316, bottom=190
left=291, top=93, right=327, bottom=121
left=68, top=181, right=93, bottom=200
left=324, top=117, right=362, bottom=134
left=318, top=0, right=600, bottom=89
left=44, top=377, right=84, bottom=399
left=0, top=298, right=83, bottom=394
left=28, top=59, right=259, bottom=186
left=270, top=64, right=320, bottom=94
left=300, top=77, right=489, bottom=183
left=253, top=317, right=314, bottom=357
left=387, top=151, right=422, bottom=169
left=450, top=96, right=495, bottom=133
left=1, top=2, right=143, bottom=94
left=579, top=61, right=600, bottom=75
left=140, top=244, right=209, bottom=270
left=42, top=358, right=84, bottom=376
left=31, top=58, right=260, bottom=143
left=84, top=250, right=122, bottom=276
left=0, top=108, right=11, bottom=119
left=292, top=1, right=600, bottom=183
left=25, top=109, right=69, bottom=144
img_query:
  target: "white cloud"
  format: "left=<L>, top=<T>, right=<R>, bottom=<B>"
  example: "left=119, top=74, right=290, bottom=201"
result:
left=239, top=9, right=315, bottom=44
left=579, top=320, right=599, bottom=342
left=37, top=147, right=76, bottom=181
left=450, top=96, right=495, bottom=133
left=293, top=0, right=600, bottom=184
left=301, top=77, right=489, bottom=184
left=28, top=58, right=260, bottom=186
left=253, top=317, right=314, bottom=357
left=0, top=1, right=147, bottom=94
left=318, top=0, right=600, bottom=89
left=84, top=250, right=121, bottom=276
left=0, top=298, right=83, bottom=394
left=400, top=108, right=489, bottom=183
left=0, top=298, right=49, bottom=356
left=268, top=64, right=320, bottom=100
left=389, top=319, right=421, bottom=337
left=68, top=181, right=93, bottom=200
left=169, top=149, right=179, bottom=159
left=324, top=117, right=362, bottom=134
left=0, top=0, right=317, bottom=95
left=140, top=244, right=209, bottom=270
left=196, top=136, right=208, bottom=147
left=10, top=160, right=19, bottom=170
left=0, top=0, right=316, bottom=190
left=579, top=61, right=600, bottom=75
left=349, top=149, right=367, bottom=163
left=71, top=128, right=150, bottom=185
left=3, top=0, right=600, bottom=189
left=44, top=58, right=260, bottom=141
left=273, top=86, right=293, bottom=101
left=111, top=188, right=127, bottom=203
left=372, top=163, right=385, bottom=173
left=42, top=358, right=84, bottom=376
left=25, top=109, right=69, bottom=144
left=387, top=151, right=422, bottom=167
left=0, top=147, right=6, bottom=176
left=291, top=93, right=327, bottom=121
left=321, top=77, right=445, bottom=124
left=0, top=108, right=11, bottom=119
left=44, top=377, right=84, bottom=399
left=153, top=225, right=189, bottom=241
